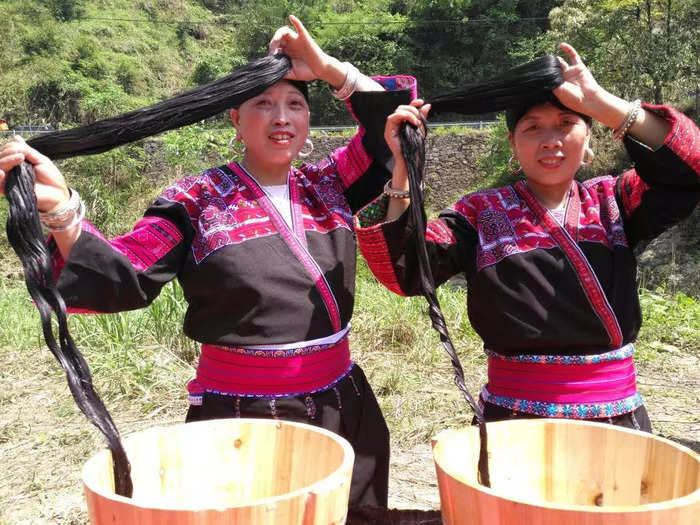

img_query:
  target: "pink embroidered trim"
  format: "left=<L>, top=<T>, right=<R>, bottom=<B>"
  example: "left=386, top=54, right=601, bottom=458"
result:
left=486, top=350, right=637, bottom=404
left=357, top=222, right=406, bottom=297
left=619, top=169, right=651, bottom=217
left=230, top=163, right=342, bottom=332
left=515, top=181, right=623, bottom=349
left=644, top=103, right=700, bottom=176
left=333, top=129, right=372, bottom=189
left=189, top=337, right=352, bottom=396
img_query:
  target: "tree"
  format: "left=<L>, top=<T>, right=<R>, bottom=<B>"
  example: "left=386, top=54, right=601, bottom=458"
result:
left=547, top=0, right=699, bottom=105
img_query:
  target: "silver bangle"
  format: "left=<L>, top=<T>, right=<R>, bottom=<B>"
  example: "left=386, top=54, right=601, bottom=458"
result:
left=383, top=179, right=412, bottom=199
left=613, top=99, right=642, bottom=141
left=331, top=62, right=359, bottom=101
left=39, top=188, right=85, bottom=231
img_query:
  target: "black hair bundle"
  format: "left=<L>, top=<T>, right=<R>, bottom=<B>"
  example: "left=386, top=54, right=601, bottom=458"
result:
left=398, top=121, right=490, bottom=487
left=27, top=54, right=292, bottom=159
left=429, top=55, right=564, bottom=118
left=5, top=163, right=133, bottom=496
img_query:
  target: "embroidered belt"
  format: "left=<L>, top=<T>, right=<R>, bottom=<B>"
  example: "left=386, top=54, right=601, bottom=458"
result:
left=481, top=344, right=642, bottom=419
left=187, top=331, right=352, bottom=404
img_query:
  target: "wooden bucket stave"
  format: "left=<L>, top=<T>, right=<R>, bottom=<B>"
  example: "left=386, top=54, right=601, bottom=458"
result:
left=432, top=419, right=700, bottom=524
left=82, top=418, right=354, bottom=525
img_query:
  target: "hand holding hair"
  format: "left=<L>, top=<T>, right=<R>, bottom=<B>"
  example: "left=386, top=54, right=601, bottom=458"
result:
left=269, top=15, right=334, bottom=83
left=268, top=15, right=384, bottom=94
left=0, top=135, right=69, bottom=213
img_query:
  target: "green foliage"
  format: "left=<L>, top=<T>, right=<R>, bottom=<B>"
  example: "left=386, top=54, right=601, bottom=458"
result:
left=21, top=25, right=62, bottom=58
left=161, top=124, right=236, bottom=174
left=41, top=0, right=85, bottom=21
left=548, top=0, right=699, bottom=105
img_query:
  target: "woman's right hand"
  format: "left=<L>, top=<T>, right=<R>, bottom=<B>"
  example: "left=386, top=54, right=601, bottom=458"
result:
left=0, top=136, right=70, bottom=213
left=268, top=15, right=332, bottom=83
left=384, top=99, right=431, bottom=168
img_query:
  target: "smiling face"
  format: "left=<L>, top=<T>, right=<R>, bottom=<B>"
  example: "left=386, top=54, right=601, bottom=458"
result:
left=229, top=80, right=310, bottom=179
left=508, top=102, right=591, bottom=191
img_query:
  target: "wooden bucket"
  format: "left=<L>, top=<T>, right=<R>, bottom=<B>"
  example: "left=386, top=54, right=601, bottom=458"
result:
left=432, top=419, right=700, bottom=524
left=82, top=418, right=354, bottom=524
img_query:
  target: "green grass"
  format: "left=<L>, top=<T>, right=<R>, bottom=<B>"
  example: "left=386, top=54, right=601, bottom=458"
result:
left=1, top=259, right=697, bottom=441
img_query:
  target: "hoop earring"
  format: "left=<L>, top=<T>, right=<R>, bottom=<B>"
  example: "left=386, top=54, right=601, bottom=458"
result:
left=298, top=138, right=314, bottom=158
left=582, top=147, right=594, bottom=167
left=508, top=155, right=522, bottom=175
left=229, top=137, right=246, bottom=155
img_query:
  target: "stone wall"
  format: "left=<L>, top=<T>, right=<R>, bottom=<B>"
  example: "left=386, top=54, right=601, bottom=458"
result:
left=307, top=131, right=490, bottom=211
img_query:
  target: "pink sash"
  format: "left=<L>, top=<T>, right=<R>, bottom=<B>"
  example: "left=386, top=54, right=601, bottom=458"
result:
left=481, top=345, right=642, bottom=418
left=187, top=336, right=352, bottom=402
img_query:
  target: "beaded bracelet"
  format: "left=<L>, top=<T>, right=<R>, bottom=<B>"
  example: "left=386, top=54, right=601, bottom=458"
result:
left=383, top=180, right=410, bottom=199
left=331, top=62, right=359, bottom=101
left=383, top=179, right=425, bottom=199
left=613, top=99, right=642, bottom=141
left=39, top=188, right=85, bottom=231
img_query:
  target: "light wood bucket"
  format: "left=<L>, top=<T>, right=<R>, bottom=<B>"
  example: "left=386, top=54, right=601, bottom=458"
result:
left=82, top=418, right=354, bottom=524
left=432, top=419, right=700, bottom=524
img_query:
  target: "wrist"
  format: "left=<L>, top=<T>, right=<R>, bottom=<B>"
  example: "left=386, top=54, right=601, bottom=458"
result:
left=41, top=188, right=71, bottom=214
left=39, top=188, right=85, bottom=232
left=586, top=89, right=630, bottom=130
left=320, top=56, right=346, bottom=89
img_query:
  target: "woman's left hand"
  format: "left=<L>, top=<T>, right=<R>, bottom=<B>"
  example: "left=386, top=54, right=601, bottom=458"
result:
left=552, top=43, right=606, bottom=118
left=268, top=15, right=330, bottom=82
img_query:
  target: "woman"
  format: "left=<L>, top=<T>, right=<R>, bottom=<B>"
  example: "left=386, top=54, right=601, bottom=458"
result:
left=356, top=43, right=699, bottom=431
left=0, top=16, right=423, bottom=507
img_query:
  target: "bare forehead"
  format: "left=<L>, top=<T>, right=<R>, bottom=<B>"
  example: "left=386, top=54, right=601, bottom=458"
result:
left=520, top=103, right=581, bottom=121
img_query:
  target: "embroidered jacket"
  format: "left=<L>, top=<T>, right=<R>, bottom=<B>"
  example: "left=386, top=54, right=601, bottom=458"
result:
left=50, top=76, right=417, bottom=356
left=356, top=104, right=700, bottom=357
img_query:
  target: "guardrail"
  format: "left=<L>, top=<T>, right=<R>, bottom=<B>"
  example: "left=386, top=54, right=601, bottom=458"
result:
left=312, top=121, right=498, bottom=131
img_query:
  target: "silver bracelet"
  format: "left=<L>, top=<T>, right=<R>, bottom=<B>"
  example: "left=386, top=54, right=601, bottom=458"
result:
left=331, top=62, right=359, bottom=101
left=383, top=179, right=412, bottom=199
left=613, top=99, right=642, bottom=141
left=39, top=188, right=85, bottom=231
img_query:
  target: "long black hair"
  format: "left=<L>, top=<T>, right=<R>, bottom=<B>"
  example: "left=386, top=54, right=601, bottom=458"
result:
left=397, top=54, right=573, bottom=487
left=5, top=53, right=296, bottom=497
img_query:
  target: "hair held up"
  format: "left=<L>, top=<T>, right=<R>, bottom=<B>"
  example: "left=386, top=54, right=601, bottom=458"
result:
left=396, top=53, right=588, bottom=488
left=428, top=54, right=590, bottom=130
left=5, top=53, right=300, bottom=499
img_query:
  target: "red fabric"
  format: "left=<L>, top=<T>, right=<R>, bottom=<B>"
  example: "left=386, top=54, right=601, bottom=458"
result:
left=487, top=355, right=637, bottom=403
left=619, top=169, right=651, bottom=217
left=190, top=338, right=352, bottom=396
left=357, top=225, right=406, bottom=296
left=646, top=103, right=700, bottom=177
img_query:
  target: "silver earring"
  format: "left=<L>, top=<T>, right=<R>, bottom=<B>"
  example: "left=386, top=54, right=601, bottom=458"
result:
left=298, top=138, right=314, bottom=158
left=582, top=146, right=594, bottom=167
left=508, top=155, right=522, bottom=175
left=229, top=137, right=246, bottom=155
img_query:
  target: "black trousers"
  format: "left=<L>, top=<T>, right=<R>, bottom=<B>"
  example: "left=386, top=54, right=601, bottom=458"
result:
left=479, top=401, right=652, bottom=432
left=185, top=364, right=390, bottom=508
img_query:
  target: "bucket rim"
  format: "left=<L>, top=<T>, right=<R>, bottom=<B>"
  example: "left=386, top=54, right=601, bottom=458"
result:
left=431, top=418, right=700, bottom=514
left=82, top=417, right=355, bottom=511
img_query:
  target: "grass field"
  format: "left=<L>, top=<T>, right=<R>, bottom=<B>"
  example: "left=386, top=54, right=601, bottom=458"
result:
left=0, top=257, right=698, bottom=523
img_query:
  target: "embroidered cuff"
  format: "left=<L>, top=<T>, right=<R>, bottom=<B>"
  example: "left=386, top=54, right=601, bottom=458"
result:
left=638, top=104, right=700, bottom=177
